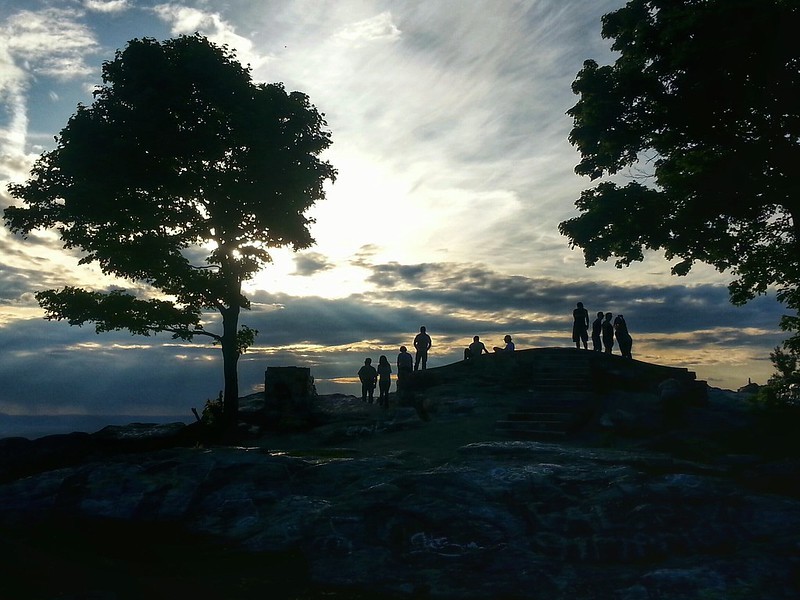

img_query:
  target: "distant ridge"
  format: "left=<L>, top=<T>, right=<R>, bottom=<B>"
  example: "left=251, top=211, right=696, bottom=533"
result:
left=0, top=414, right=188, bottom=441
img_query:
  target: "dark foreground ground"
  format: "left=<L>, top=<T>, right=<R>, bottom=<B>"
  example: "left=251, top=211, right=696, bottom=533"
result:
left=1, top=375, right=799, bottom=599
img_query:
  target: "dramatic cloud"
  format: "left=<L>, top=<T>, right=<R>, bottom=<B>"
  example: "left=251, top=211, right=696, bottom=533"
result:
left=153, top=3, right=272, bottom=70
left=292, top=252, right=336, bottom=277
left=84, top=0, right=131, bottom=14
left=0, top=1, right=787, bottom=429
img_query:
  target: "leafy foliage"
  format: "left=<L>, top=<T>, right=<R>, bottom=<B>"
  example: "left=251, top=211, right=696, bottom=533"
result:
left=757, top=346, right=800, bottom=409
left=4, top=35, right=336, bottom=421
left=200, top=392, right=225, bottom=431
left=751, top=347, right=800, bottom=457
left=559, top=0, right=800, bottom=340
left=35, top=287, right=202, bottom=338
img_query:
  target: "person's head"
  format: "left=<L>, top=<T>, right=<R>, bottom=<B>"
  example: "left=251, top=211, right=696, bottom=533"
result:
left=400, top=345, right=407, bottom=352
left=577, top=302, right=583, bottom=308
left=379, top=355, right=388, bottom=364
left=473, top=335, right=480, bottom=342
left=605, top=312, right=612, bottom=320
left=504, top=335, right=512, bottom=342
left=364, top=358, right=372, bottom=365
left=597, top=311, right=604, bottom=318
left=420, top=326, right=426, bottom=333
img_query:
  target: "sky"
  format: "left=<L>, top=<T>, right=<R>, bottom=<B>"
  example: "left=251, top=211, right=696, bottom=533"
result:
left=0, top=0, right=788, bottom=426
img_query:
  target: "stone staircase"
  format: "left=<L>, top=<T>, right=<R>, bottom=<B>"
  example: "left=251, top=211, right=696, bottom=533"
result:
left=407, top=346, right=702, bottom=440
left=495, top=349, right=596, bottom=439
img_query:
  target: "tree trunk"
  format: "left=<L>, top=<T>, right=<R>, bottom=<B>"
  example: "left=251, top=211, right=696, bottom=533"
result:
left=220, top=304, right=241, bottom=429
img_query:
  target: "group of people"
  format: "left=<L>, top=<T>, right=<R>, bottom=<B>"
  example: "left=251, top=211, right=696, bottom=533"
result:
left=463, top=334, right=515, bottom=359
left=572, top=302, right=633, bottom=358
left=359, top=308, right=634, bottom=404
left=356, top=326, right=432, bottom=406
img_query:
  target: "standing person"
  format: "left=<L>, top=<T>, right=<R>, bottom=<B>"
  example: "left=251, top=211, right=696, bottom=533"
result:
left=376, top=355, right=392, bottom=407
left=572, top=302, right=590, bottom=349
left=493, top=334, right=515, bottom=352
left=602, top=312, right=615, bottom=354
left=413, top=326, right=432, bottom=371
left=396, top=345, right=414, bottom=392
left=614, top=314, right=633, bottom=359
left=464, top=335, right=489, bottom=360
left=357, top=358, right=378, bottom=404
left=591, top=311, right=604, bottom=352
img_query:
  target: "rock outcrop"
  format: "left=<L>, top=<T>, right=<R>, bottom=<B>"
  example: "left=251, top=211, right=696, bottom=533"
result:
left=1, top=351, right=798, bottom=599
left=1, top=437, right=798, bottom=599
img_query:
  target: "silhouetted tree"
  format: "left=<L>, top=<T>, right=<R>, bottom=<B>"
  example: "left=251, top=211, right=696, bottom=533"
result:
left=559, top=0, right=800, bottom=346
left=4, top=34, right=337, bottom=427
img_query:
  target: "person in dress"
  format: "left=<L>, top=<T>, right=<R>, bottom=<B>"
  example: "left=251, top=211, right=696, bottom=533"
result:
left=376, top=355, right=392, bottom=407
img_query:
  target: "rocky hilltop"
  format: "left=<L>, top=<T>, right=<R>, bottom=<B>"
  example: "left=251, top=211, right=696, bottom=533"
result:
left=1, top=349, right=798, bottom=599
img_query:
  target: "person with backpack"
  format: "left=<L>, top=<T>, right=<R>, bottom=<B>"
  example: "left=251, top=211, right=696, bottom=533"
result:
left=396, top=346, right=414, bottom=393
left=614, top=314, right=633, bottom=359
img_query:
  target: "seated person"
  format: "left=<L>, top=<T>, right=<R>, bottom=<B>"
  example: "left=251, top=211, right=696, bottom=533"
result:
left=464, top=335, right=489, bottom=359
left=493, top=334, right=515, bottom=352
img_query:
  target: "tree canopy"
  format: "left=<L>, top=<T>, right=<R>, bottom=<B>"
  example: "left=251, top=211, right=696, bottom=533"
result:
left=4, top=34, right=337, bottom=423
left=559, top=0, right=800, bottom=344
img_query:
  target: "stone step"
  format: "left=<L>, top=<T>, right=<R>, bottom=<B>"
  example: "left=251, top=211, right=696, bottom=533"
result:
left=516, top=393, right=595, bottom=407
left=532, top=366, right=594, bottom=371
left=496, top=383, right=599, bottom=439
left=495, top=421, right=568, bottom=437
left=528, top=381, right=594, bottom=391
left=505, top=412, right=574, bottom=421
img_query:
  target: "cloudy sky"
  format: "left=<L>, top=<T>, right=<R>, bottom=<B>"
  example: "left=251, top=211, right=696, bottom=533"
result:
left=0, top=0, right=786, bottom=424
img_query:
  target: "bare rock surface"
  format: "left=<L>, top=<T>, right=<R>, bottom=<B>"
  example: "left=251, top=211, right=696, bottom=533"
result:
left=1, top=354, right=799, bottom=599
left=1, top=437, right=799, bottom=599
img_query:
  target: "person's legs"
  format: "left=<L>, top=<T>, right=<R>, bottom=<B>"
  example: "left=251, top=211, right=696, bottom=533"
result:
left=380, top=380, right=389, bottom=405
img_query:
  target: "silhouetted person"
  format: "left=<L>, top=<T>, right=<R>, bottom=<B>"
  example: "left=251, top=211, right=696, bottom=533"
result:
left=493, top=334, right=515, bottom=352
left=376, top=355, right=392, bottom=407
left=602, top=312, right=614, bottom=354
left=357, top=358, right=378, bottom=404
left=573, top=302, right=589, bottom=349
left=464, top=335, right=489, bottom=360
left=396, top=345, right=413, bottom=392
left=413, top=326, right=432, bottom=370
left=614, top=314, right=633, bottom=359
left=591, top=311, right=603, bottom=352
